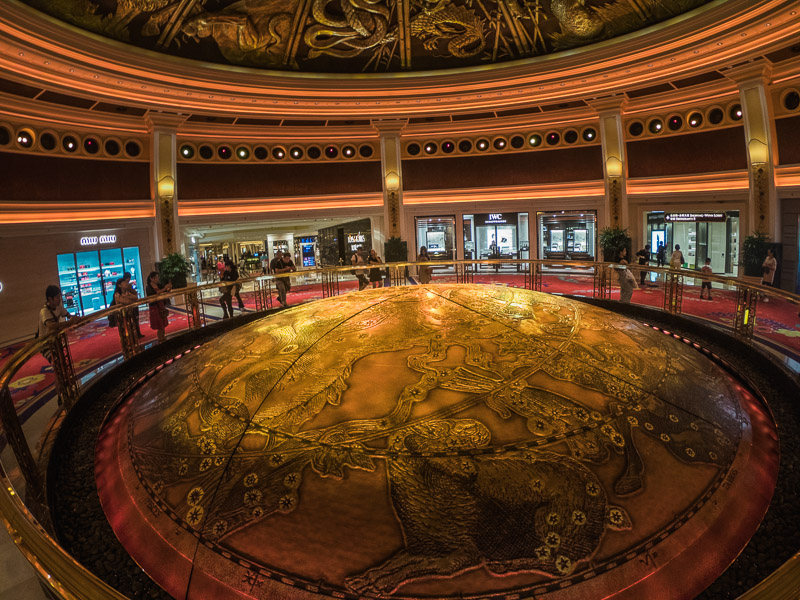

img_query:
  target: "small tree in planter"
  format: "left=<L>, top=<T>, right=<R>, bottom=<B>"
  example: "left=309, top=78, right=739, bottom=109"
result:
left=599, top=227, right=632, bottom=262
left=741, top=231, right=770, bottom=278
left=383, top=237, right=409, bottom=286
left=158, top=253, right=192, bottom=289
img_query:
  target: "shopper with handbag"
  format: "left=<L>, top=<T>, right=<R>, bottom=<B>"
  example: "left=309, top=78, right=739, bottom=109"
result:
left=146, top=272, right=172, bottom=343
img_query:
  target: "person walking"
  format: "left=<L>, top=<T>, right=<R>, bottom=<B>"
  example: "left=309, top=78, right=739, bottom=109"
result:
left=636, top=244, right=651, bottom=286
left=418, top=246, right=432, bottom=284
left=616, top=247, right=636, bottom=303
left=229, top=260, right=245, bottom=310
left=218, top=262, right=235, bottom=319
left=146, top=272, right=172, bottom=342
left=761, top=248, right=777, bottom=302
left=273, top=251, right=296, bottom=307
left=699, top=257, right=713, bottom=300
left=656, top=243, right=666, bottom=268
left=669, top=245, right=684, bottom=270
left=368, top=248, right=383, bottom=288
left=351, top=246, right=370, bottom=291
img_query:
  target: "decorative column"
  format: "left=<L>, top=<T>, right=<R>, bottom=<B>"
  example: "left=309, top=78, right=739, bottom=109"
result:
left=145, top=112, right=186, bottom=259
left=589, top=95, right=629, bottom=230
left=373, top=119, right=408, bottom=243
left=724, top=60, right=778, bottom=238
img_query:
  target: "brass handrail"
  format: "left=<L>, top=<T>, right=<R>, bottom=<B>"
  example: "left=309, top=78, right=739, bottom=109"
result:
left=0, top=259, right=798, bottom=599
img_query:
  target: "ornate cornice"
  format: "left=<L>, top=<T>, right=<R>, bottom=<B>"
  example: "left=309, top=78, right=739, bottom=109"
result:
left=0, top=0, right=798, bottom=119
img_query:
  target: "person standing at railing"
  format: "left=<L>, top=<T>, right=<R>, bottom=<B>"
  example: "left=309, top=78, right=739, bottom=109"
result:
left=37, top=285, right=76, bottom=345
left=121, top=272, right=144, bottom=338
left=114, top=277, right=143, bottom=338
left=146, top=272, right=172, bottom=343
left=351, top=246, right=370, bottom=291
left=761, top=248, right=777, bottom=302
left=418, top=246, right=432, bottom=284
left=368, top=248, right=383, bottom=288
left=273, top=251, right=297, bottom=307
left=636, top=244, right=651, bottom=286
left=669, top=245, right=684, bottom=270
left=699, top=257, right=713, bottom=300
left=616, top=247, right=636, bottom=303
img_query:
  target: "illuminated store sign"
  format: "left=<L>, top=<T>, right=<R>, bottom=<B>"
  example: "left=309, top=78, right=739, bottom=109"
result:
left=475, top=213, right=518, bottom=226
left=665, top=213, right=726, bottom=223
left=80, top=234, right=117, bottom=246
left=347, top=233, right=366, bottom=244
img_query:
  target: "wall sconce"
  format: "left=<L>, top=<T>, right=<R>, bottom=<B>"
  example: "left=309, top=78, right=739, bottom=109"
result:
left=748, top=139, right=769, bottom=164
left=158, top=175, right=175, bottom=199
left=605, top=156, right=623, bottom=178
left=385, top=171, right=400, bottom=192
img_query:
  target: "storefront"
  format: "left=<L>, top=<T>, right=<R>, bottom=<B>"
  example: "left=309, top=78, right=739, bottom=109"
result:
left=58, top=243, right=143, bottom=316
left=538, top=211, right=597, bottom=261
left=646, top=211, right=739, bottom=274
left=318, top=218, right=373, bottom=265
left=415, top=216, right=456, bottom=260
left=462, top=212, right=530, bottom=260
left=295, top=237, right=318, bottom=267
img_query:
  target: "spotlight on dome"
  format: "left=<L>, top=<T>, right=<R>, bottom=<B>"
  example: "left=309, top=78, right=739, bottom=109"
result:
left=424, top=142, right=437, bottom=154
left=343, top=146, right=355, bottom=157
left=528, top=134, right=542, bottom=147
left=476, top=139, right=489, bottom=151
left=218, top=146, right=232, bottom=159
left=236, top=147, right=250, bottom=159
left=442, top=141, right=455, bottom=153
left=325, top=145, right=339, bottom=158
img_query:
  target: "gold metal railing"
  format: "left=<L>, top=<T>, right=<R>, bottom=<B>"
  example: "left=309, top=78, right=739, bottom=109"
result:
left=1, top=259, right=799, bottom=599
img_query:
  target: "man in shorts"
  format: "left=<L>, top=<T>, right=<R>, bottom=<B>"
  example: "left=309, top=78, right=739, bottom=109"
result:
left=272, top=251, right=297, bottom=307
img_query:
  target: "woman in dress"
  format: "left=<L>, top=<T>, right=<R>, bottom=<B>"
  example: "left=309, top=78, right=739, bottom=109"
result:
left=616, top=247, right=635, bottom=303
left=146, top=271, right=172, bottom=343
left=418, top=246, right=432, bottom=284
left=761, top=248, right=777, bottom=302
left=368, top=248, right=383, bottom=288
left=669, top=244, right=684, bottom=269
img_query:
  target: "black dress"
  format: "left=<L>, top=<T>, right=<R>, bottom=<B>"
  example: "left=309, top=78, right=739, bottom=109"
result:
left=368, top=256, right=382, bottom=282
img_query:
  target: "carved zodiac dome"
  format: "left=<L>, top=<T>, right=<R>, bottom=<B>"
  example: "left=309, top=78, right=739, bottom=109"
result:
left=96, top=284, right=777, bottom=599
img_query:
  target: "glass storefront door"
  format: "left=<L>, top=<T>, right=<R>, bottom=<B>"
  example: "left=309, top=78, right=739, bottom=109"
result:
left=463, top=213, right=528, bottom=269
left=646, top=211, right=739, bottom=274
left=538, top=211, right=597, bottom=261
left=415, top=216, right=456, bottom=260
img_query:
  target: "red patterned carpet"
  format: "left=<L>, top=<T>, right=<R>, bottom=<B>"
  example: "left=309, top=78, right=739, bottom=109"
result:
left=3, top=275, right=799, bottom=422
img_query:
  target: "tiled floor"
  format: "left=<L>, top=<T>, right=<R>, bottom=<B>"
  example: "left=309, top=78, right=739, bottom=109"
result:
left=0, top=528, right=47, bottom=599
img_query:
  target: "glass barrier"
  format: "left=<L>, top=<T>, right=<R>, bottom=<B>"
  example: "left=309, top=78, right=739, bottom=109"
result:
left=1, top=261, right=798, bottom=599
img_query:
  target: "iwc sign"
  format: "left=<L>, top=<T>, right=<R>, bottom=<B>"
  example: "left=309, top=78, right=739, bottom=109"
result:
left=80, top=234, right=117, bottom=246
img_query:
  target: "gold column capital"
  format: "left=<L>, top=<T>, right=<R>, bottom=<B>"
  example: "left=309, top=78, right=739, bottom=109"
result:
left=587, top=94, right=628, bottom=117
left=371, top=119, right=409, bottom=135
left=722, top=59, right=774, bottom=88
left=144, top=111, right=189, bottom=133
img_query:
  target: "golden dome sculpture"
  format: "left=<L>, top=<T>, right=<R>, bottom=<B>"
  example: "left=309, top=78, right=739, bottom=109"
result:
left=96, top=284, right=778, bottom=599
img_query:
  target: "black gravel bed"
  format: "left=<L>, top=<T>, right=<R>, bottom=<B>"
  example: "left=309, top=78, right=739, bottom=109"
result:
left=47, top=299, right=799, bottom=599
left=576, top=298, right=800, bottom=600
left=47, top=311, right=269, bottom=599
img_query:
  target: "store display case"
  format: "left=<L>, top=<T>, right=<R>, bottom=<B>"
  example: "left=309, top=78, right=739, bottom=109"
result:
left=57, top=253, right=81, bottom=316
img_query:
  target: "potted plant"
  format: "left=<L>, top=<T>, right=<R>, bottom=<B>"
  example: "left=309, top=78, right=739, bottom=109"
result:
left=158, top=252, right=192, bottom=289
left=599, top=227, right=632, bottom=262
left=741, top=231, right=770, bottom=278
left=384, top=236, right=408, bottom=263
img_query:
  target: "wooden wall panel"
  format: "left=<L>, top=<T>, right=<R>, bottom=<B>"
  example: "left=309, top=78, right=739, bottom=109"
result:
left=0, top=152, right=150, bottom=200
left=776, top=115, right=800, bottom=166
left=178, top=161, right=382, bottom=199
left=627, top=127, right=747, bottom=177
left=402, top=146, right=604, bottom=191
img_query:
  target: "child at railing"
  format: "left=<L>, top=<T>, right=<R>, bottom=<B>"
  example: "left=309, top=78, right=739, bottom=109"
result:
left=700, top=257, right=713, bottom=300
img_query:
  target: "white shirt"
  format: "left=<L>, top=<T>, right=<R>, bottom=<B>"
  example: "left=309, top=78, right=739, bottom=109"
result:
left=762, top=256, right=777, bottom=284
left=38, top=304, right=69, bottom=338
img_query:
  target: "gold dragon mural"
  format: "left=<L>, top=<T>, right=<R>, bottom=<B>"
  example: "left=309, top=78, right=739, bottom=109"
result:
left=98, top=285, right=755, bottom=598
left=23, top=0, right=715, bottom=71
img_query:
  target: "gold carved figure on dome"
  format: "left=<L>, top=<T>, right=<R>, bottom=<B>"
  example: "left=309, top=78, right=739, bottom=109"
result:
left=126, top=286, right=741, bottom=594
left=304, top=0, right=396, bottom=59
left=181, top=0, right=295, bottom=67
left=409, top=0, right=486, bottom=58
left=345, top=419, right=631, bottom=595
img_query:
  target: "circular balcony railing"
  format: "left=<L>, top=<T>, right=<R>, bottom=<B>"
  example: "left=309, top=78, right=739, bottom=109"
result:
left=1, top=259, right=799, bottom=599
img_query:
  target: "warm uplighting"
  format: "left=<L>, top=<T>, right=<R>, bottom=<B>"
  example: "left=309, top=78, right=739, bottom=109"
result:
left=158, top=175, right=175, bottom=198
left=748, top=139, right=769, bottom=164
left=606, top=156, right=623, bottom=177
left=385, top=171, right=400, bottom=191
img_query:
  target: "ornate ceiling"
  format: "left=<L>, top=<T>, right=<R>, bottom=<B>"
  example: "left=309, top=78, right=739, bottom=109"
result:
left=22, top=0, right=714, bottom=73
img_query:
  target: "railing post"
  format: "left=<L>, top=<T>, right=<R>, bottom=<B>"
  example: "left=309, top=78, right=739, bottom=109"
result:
left=390, top=265, right=405, bottom=287
left=734, top=286, right=759, bottom=342
left=0, top=385, right=44, bottom=503
left=184, top=289, right=203, bottom=329
left=593, top=264, right=611, bottom=299
left=116, top=307, right=140, bottom=359
left=253, top=279, right=264, bottom=312
left=48, top=332, right=79, bottom=410
left=663, top=271, right=684, bottom=315
left=533, top=262, right=542, bottom=292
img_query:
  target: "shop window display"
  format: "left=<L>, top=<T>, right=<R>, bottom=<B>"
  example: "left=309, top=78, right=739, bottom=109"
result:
left=415, top=216, right=455, bottom=261
left=463, top=213, right=528, bottom=269
left=538, top=211, right=597, bottom=262
left=647, top=211, right=739, bottom=275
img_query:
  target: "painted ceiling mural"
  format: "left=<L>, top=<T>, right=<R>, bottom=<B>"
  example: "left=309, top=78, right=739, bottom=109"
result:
left=23, top=0, right=715, bottom=72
